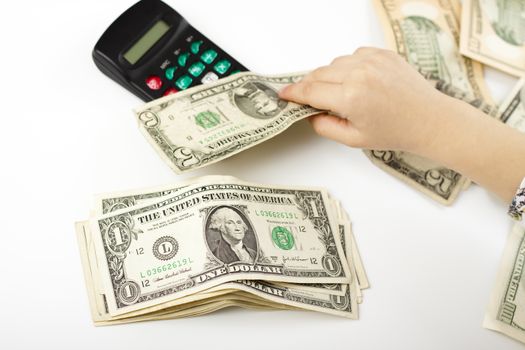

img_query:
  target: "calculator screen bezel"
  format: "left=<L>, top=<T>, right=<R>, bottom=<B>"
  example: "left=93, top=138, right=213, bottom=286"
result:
left=94, top=0, right=186, bottom=73
left=122, top=18, right=172, bottom=65
left=117, top=13, right=189, bottom=70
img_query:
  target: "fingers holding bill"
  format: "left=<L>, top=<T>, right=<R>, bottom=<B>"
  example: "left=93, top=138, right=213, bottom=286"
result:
left=309, top=114, right=363, bottom=148
left=279, top=81, right=343, bottom=112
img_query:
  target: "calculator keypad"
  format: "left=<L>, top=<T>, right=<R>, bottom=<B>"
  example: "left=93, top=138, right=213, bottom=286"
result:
left=188, top=62, right=205, bottom=77
left=214, top=59, right=231, bottom=74
left=145, top=76, right=163, bottom=90
left=178, top=52, right=190, bottom=66
left=201, top=72, right=219, bottom=84
left=164, top=67, right=177, bottom=80
left=143, top=35, right=243, bottom=98
left=190, top=41, right=203, bottom=54
left=175, top=75, right=193, bottom=90
left=163, top=88, right=178, bottom=96
left=200, top=49, right=218, bottom=64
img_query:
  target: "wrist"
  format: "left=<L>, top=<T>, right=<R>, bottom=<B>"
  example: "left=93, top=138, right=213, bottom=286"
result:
left=409, top=94, right=473, bottom=161
left=400, top=91, right=525, bottom=204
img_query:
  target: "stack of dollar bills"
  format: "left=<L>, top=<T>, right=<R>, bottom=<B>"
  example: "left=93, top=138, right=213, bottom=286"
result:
left=76, top=176, right=368, bottom=325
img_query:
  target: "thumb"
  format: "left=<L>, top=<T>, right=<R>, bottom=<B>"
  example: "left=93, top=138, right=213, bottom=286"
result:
left=309, top=114, right=363, bottom=147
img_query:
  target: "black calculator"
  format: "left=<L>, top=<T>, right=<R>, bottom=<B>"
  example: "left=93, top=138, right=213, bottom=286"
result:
left=93, top=0, right=248, bottom=101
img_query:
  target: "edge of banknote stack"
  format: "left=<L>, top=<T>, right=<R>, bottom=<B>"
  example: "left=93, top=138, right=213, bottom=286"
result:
left=484, top=224, right=525, bottom=344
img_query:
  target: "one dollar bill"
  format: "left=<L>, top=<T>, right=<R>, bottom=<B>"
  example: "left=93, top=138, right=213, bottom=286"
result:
left=134, top=72, right=321, bottom=174
left=77, top=177, right=368, bottom=323
left=90, top=178, right=351, bottom=315
left=93, top=178, right=368, bottom=298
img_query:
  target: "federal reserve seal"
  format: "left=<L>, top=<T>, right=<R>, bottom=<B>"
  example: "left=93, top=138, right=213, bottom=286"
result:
left=152, top=236, right=179, bottom=261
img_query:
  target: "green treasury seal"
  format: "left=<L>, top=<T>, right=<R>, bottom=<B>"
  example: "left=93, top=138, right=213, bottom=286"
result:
left=271, top=226, right=294, bottom=250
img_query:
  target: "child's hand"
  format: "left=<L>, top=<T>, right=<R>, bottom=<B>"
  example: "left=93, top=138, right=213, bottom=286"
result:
left=279, top=47, right=451, bottom=154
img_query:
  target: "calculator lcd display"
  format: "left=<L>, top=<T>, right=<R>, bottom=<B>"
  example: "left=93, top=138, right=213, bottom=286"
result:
left=123, top=20, right=171, bottom=65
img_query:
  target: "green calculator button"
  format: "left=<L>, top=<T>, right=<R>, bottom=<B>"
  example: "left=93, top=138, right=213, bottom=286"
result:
left=188, top=62, right=206, bottom=77
left=178, top=52, right=190, bottom=67
left=214, top=59, right=231, bottom=74
left=230, top=69, right=241, bottom=75
left=200, top=49, right=218, bottom=64
left=165, top=66, right=177, bottom=80
left=175, top=75, right=193, bottom=90
left=190, top=40, right=203, bottom=54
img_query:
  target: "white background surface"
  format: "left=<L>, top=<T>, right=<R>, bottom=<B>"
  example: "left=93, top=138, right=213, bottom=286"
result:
left=0, top=0, right=523, bottom=349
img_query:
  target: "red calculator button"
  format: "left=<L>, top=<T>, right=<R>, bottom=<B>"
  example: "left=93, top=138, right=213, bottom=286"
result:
left=145, top=76, right=163, bottom=90
left=163, top=88, right=178, bottom=96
